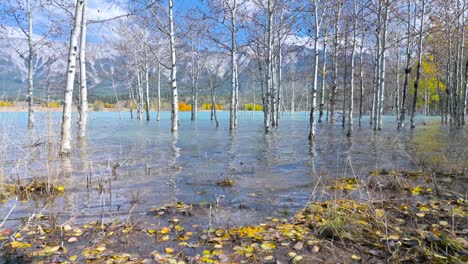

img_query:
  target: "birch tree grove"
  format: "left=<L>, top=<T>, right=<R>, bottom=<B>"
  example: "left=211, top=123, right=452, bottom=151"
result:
left=2, top=0, right=465, bottom=156
left=60, top=0, right=84, bottom=156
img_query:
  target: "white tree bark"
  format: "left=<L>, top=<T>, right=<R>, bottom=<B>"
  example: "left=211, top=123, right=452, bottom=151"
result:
left=377, top=0, right=388, bottom=130
left=264, top=0, right=273, bottom=132
left=169, top=0, right=179, bottom=132
left=398, top=0, right=413, bottom=129
left=410, top=0, right=425, bottom=129
left=229, top=0, right=238, bottom=131
left=157, top=62, right=161, bottom=121
left=26, top=0, right=34, bottom=129
left=60, top=0, right=85, bottom=156
left=318, top=28, right=327, bottom=123
left=309, top=0, right=320, bottom=142
left=330, top=4, right=342, bottom=123
left=78, top=0, right=88, bottom=139
left=347, top=0, right=358, bottom=137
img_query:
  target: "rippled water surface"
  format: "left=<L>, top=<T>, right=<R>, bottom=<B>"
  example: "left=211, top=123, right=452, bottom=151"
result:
left=0, top=111, right=466, bottom=228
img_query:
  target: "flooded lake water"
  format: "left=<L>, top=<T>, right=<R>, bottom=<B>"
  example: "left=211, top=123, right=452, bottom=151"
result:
left=0, top=111, right=466, bottom=228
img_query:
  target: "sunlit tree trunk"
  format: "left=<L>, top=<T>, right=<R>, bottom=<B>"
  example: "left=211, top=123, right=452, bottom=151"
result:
left=309, top=0, right=320, bottom=141
left=157, top=62, right=161, bottom=121
left=457, top=7, right=465, bottom=126
left=347, top=0, right=358, bottom=137
left=127, top=79, right=134, bottom=119
left=398, top=0, right=413, bottom=129
left=26, top=0, right=34, bottom=129
left=144, top=65, right=150, bottom=121
left=275, top=47, right=282, bottom=126
left=229, top=0, right=238, bottom=131
left=136, top=69, right=143, bottom=120
left=358, top=25, right=364, bottom=127
left=342, top=29, right=348, bottom=128
left=169, top=0, right=179, bottom=132
left=395, top=44, right=401, bottom=122
left=372, top=49, right=379, bottom=128
left=330, top=4, right=342, bottom=124
left=377, top=1, right=388, bottom=130
left=60, top=0, right=85, bottom=156
left=78, top=0, right=88, bottom=138
left=463, top=60, right=467, bottom=125
left=319, top=30, right=327, bottom=123
left=410, top=0, right=425, bottom=129
left=264, top=0, right=273, bottom=132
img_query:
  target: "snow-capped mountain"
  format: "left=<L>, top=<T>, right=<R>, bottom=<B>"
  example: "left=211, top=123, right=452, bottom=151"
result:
left=0, top=35, right=314, bottom=100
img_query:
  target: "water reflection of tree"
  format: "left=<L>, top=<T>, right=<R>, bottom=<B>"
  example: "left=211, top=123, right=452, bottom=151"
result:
left=169, top=133, right=180, bottom=197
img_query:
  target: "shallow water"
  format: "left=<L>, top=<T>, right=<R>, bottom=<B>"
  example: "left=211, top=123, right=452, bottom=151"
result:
left=0, top=111, right=466, bottom=228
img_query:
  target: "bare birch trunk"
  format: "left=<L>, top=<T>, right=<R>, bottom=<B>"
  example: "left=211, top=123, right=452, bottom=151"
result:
left=398, top=0, right=412, bottom=129
left=377, top=1, right=388, bottom=130
left=60, top=0, right=85, bottom=156
left=342, top=30, right=348, bottom=128
left=309, top=0, right=320, bottom=141
left=264, top=0, right=273, bottom=132
left=136, top=69, right=143, bottom=120
left=144, top=66, right=150, bottom=121
left=157, top=62, right=161, bottom=121
left=319, top=30, right=327, bottom=123
left=276, top=48, right=282, bottom=126
left=330, top=4, right=342, bottom=124
left=347, top=0, right=358, bottom=137
left=169, top=0, right=178, bottom=132
left=78, top=1, right=88, bottom=138
left=395, top=44, right=401, bottom=122
left=358, top=27, right=364, bottom=127
left=26, top=0, right=34, bottom=129
left=127, top=79, right=134, bottom=119
left=229, top=0, right=238, bottom=131
left=410, top=0, right=425, bottom=129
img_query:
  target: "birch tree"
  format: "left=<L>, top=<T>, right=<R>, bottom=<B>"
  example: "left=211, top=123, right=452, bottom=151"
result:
left=346, top=0, right=358, bottom=137
left=78, top=0, right=87, bottom=138
left=60, top=0, right=84, bottom=156
left=398, top=0, right=414, bottom=129
left=309, top=0, right=322, bottom=141
left=410, top=0, right=426, bottom=129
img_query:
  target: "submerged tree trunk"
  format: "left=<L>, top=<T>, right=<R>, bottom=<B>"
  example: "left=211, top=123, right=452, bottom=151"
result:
left=358, top=26, right=364, bottom=127
left=463, top=60, right=468, bottom=125
left=319, top=31, right=327, bottom=123
left=377, top=1, right=388, bottom=130
left=330, top=4, right=342, bottom=124
left=144, top=66, right=150, bottom=121
left=309, top=0, right=320, bottom=142
left=169, top=0, right=178, bottom=132
left=127, top=79, right=134, bottom=119
left=136, top=69, right=143, bottom=120
left=398, top=0, right=412, bottom=129
left=342, top=29, right=348, bottom=128
left=395, top=43, right=401, bottom=122
left=264, top=0, right=273, bottom=132
left=60, top=0, right=85, bottom=156
left=229, top=0, right=238, bottom=131
left=276, top=47, right=282, bottom=126
left=78, top=0, right=88, bottom=139
left=410, top=0, right=425, bottom=129
left=347, top=0, right=358, bottom=137
left=157, top=62, right=161, bottom=121
left=26, top=0, right=34, bottom=129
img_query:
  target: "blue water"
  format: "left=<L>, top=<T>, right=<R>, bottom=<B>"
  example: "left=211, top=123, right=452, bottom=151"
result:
left=0, top=111, right=466, bottom=227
